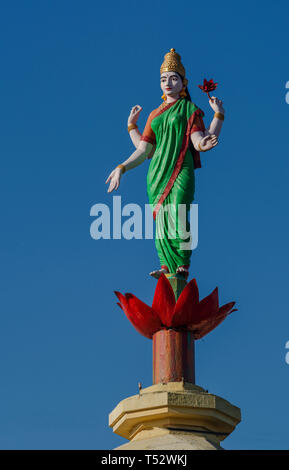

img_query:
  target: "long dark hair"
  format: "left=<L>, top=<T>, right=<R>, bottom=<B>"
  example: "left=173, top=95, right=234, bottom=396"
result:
left=177, top=72, right=192, bottom=102
left=176, top=73, right=198, bottom=158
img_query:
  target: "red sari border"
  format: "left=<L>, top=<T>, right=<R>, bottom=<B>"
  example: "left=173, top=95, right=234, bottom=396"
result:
left=153, top=98, right=180, bottom=119
left=152, top=108, right=203, bottom=221
left=140, top=100, right=179, bottom=145
left=141, top=135, right=155, bottom=144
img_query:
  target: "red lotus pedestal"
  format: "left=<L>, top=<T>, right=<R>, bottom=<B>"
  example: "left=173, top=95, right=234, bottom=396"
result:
left=114, top=274, right=237, bottom=342
left=153, top=329, right=195, bottom=384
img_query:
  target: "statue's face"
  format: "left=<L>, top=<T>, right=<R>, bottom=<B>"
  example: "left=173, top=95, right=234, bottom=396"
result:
left=160, top=71, right=183, bottom=97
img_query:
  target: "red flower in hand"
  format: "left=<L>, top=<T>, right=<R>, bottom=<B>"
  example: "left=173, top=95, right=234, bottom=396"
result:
left=114, top=274, right=236, bottom=340
left=198, top=78, right=218, bottom=100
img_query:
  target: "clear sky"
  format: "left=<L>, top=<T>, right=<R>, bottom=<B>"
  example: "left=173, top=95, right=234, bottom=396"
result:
left=0, top=0, right=289, bottom=450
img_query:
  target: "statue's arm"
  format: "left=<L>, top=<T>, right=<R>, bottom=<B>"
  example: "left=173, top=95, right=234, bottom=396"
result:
left=190, top=97, right=224, bottom=152
left=206, top=114, right=224, bottom=138
left=190, top=128, right=218, bottom=153
left=128, top=105, right=156, bottom=159
left=129, top=127, right=142, bottom=147
left=105, top=141, right=153, bottom=193
left=121, top=140, right=153, bottom=171
left=206, top=96, right=225, bottom=138
left=129, top=127, right=156, bottom=159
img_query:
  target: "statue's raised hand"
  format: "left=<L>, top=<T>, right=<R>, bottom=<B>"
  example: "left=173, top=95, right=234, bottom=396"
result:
left=209, top=96, right=225, bottom=114
left=105, top=167, right=122, bottom=193
left=128, top=105, right=143, bottom=126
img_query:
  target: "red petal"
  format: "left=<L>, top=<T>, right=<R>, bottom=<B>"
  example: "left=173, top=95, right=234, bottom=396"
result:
left=193, top=301, right=237, bottom=339
left=193, top=312, right=227, bottom=339
left=188, top=287, right=219, bottom=330
left=171, top=278, right=199, bottom=327
left=218, top=301, right=236, bottom=316
left=114, top=291, right=161, bottom=339
left=126, top=293, right=162, bottom=338
left=152, top=273, right=176, bottom=327
left=114, top=291, right=129, bottom=309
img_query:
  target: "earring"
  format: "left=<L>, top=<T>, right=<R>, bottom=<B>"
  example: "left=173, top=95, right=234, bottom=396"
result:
left=161, top=93, right=167, bottom=101
left=179, top=87, right=187, bottom=98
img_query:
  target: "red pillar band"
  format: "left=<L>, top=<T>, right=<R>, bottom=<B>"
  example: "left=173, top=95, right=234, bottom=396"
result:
left=153, top=329, right=195, bottom=384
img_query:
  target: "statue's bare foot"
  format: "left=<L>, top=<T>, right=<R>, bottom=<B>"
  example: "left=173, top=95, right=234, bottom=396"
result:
left=149, top=266, right=169, bottom=279
left=176, top=265, right=189, bottom=279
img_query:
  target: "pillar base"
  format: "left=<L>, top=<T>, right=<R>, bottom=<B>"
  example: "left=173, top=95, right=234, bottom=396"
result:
left=109, top=382, right=241, bottom=450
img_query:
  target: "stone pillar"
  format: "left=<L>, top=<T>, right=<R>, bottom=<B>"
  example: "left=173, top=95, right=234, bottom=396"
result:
left=152, top=274, right=195, bottom=385
left=153, top=329, right=195, bottom=384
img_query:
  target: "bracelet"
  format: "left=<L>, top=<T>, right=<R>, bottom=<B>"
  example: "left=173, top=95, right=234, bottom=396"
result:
left=198, top=141, right=207, bottom=152
left=128, top=123, right=138, bottom=133
left=116, top=164, right=126, bottom=174
left=214, top=112, right=224, bottom=121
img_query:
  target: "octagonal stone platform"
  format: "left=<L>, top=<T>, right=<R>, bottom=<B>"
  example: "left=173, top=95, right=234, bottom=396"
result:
left=109, top=381, right=241, bottom=450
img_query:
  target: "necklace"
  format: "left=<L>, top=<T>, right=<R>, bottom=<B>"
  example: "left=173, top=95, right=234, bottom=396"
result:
left=159, top=97, right=180, bottom=111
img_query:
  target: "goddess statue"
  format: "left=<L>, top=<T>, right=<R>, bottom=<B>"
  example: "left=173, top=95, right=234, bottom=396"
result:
left=105, top=48, right=225, bottom=280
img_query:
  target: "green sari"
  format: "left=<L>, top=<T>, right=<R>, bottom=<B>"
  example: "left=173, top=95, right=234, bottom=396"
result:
left=146, top=98, right=203, bottom=273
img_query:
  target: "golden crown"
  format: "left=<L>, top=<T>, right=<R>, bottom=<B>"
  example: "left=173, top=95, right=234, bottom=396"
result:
left=160, top=48, right=187, bottom=84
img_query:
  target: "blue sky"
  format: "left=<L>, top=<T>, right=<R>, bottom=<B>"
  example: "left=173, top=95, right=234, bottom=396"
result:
left=0, top=0, right=289, bottom=450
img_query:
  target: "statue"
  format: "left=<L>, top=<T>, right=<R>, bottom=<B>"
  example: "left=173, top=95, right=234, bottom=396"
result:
left=108, top=49, right=241, bottom=450
left=105, top=48, right=225, bottom=280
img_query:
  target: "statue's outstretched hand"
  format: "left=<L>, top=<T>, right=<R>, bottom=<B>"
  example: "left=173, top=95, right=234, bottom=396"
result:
left=199, top=134, right=218, bottom=151
left=128, top=105, right=143, bottom=126
left=209, top=96, right=224, bottom=114
left=105, top=167, right=122, bottom=193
